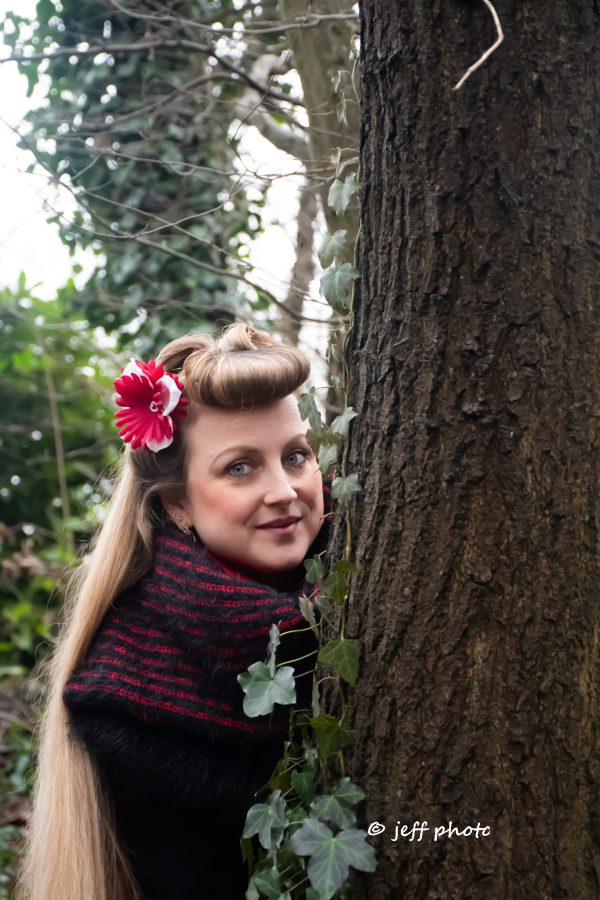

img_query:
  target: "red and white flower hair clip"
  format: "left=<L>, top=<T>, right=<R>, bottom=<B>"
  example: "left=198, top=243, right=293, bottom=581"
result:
left=114, top=358, right=189, bottom=452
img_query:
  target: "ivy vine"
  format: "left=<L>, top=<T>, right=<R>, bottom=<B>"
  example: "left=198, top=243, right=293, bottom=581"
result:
left=236, top=164, right=375, bottom=900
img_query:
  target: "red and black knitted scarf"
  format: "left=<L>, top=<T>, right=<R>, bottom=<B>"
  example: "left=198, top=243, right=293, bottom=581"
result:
left=63, top=478, right=332, bottom=742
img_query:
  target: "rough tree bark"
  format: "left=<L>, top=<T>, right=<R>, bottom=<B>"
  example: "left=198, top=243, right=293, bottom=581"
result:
left=328, top=1, right=600, bottom=897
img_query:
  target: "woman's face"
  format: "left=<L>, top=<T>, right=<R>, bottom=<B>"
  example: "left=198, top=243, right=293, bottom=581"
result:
left=163, top=395, right=325, bottom=574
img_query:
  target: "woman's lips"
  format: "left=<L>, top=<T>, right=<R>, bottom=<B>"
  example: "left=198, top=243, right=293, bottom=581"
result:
left=257, top=518, right=300, bottom=533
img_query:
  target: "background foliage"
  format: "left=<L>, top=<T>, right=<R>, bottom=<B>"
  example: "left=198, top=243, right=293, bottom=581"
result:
left=0, top=1, right=360, bottom=895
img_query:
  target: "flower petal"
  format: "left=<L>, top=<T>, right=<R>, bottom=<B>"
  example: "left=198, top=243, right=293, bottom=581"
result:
left=147, top=415, right=174, bottom=452
left=159, top=374, right=183, bottom=417
left=121, top=358, right=151, bottom=381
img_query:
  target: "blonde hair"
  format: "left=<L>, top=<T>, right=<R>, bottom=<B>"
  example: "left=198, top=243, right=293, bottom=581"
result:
left=16, top=323, right=311, bottom=900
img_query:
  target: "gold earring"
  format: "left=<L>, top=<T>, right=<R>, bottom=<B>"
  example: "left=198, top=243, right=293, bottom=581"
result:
left=173, top=515, right=192, bottom=537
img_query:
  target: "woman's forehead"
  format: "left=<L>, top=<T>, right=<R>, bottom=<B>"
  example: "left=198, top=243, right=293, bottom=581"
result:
left=184, top=396, right=308, bottom=453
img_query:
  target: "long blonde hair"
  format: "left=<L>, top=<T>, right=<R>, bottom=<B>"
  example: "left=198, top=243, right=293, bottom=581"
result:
left=16, top=323, right=311, bottom=900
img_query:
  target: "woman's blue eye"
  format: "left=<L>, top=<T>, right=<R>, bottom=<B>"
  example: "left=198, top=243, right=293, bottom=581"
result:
left=228, top=461, right=252, bottom=477
left=226, top=449, right=309, bottom=478
left=287, top=449, right=309, bottom=467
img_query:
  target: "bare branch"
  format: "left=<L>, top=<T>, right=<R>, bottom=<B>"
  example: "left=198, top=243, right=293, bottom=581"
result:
left=453, top=0, right=504, bottom=91
left=235, top=53, right=309, bottom=159
left=1, top=40, right=305, bottom=108
left=105, top=1, right=357, bottom=37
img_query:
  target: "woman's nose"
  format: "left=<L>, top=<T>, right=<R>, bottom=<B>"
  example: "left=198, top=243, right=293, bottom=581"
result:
left=263, top=466, right=298, bottom=504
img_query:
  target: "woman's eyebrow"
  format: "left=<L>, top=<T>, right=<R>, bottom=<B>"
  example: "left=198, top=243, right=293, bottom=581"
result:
left=213, top=433, right=309, bottom=463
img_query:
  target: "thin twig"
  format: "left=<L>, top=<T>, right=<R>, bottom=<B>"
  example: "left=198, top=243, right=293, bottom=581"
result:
left=106, top=1, right=356, bottom=37
left=453, top=0, right=504, bottom=91
left=1, top=40, right=305, bottom=107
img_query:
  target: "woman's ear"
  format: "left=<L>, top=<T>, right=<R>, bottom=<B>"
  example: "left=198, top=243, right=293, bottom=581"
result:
left=158, top=490, right=189, bottom=525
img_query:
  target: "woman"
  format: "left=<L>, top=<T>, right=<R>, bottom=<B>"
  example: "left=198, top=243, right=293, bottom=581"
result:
left=17, top=323, right=332, bottom=900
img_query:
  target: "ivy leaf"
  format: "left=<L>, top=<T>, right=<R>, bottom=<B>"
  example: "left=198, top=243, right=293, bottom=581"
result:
left=318, top=442, right=338, bottom=475
left=318, top=638, right=360, bottom=686
left=252, top=864, right=291, bottom=899
left=298, top=387, right=323, bottom=430
left=317, top=229, right=347, bottom=268
left=290, top=818, right=376, bottom=899
left=315, top=592, right=333, bottom=620
left=319, top=263, right=360, bottom=310
left=286, top=804, right=309, bottom=829
left=291, top=766, right=317, bottom=805
left=312, top=675, right=321, bottom=718
left=332, top=776, right=365, bottom=809
left=310, top=796, right=355, bottom=830
left=331, top=474, right=362, bottom=508
left=322, top=560, right=357, bottom=605
left=298, top=388, right=327, bottom=442
left=327, top=173, right=362, bottom=216
left=299, top=594, right=318, bottom=629
left=330, top=406, right=358, bottom=438
left=238, top=662, right=296, bottom=717
left=309, top=714, right=354, bottom=759
left=310, top=778, right=366, bottom=829
left=304, top=554, right=326, bottom=586
left=243, top=790, right=288, bottom=851
left=267, top=623, right=280, bottom=677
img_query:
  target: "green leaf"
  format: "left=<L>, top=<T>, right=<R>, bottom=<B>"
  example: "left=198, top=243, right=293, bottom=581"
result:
left=309, top=714, right=354, bottom=759
left=318, top=442, right=338, bottom=475
left=321, top=560, right=357, bottom=605
left=327, top=173, right=362, bottom=215
left=330, top=406, right=358, bottom=438
left=252, top=863, right=291, bottom=899
left=243, top=790, right=287, bottom=851
left=290, top=818, right=376, bottom=899
left=332, top=777, right=365, bottom=809
left=267, top=622, right=280, bottom=677
left=318, top=638, right=360, bottom=687
left=310, top=796, right=355, bottom=830
left=331, top=474, right=362, bottom=508
left=237, top=661, right=296, bottom=716
left=299, top=594, right=318, bottom=629
left=304, top=554, right=326, bottom=585
left=311, top=675, right=321, bottom=718
left=317, top=229, right=347, bottom=268
left=286, top=804, right=309, bottom=829
left=310, top=778, right=365, bottom=829
left=315, top=592, right=333, bottom=620
left=319, top=263, right=360, bottom=310
left=291, top=766, right=317, bottom=805
left=298, top=388, right=326, bottom=438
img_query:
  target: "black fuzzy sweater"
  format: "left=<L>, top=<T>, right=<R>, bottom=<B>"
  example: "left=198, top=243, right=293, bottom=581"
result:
left=64, top=478, right=331, bottom=899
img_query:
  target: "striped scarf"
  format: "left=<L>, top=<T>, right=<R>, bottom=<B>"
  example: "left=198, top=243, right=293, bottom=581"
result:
left=63, top=477, right=332, bottom=741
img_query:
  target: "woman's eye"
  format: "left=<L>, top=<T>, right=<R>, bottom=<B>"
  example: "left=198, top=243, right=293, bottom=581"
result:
left=228, top=461, right=252, bottom=477
left=287, top=449, right=310, bottom=467
left=226, top=449, right=310, bottom=478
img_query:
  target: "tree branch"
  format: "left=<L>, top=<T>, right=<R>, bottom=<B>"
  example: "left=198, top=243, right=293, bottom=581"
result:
left=453, top=0, right=504, bottom=91
left=105, top=1, right=357, bottom=37
left=1, top=41, right=305, bottom=107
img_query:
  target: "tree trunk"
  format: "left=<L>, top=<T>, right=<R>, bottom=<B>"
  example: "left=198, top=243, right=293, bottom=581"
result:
left=279, top=0, right=360, bottom=244
left=332, top=1, right=600, bottom=897
left=280, top=178, right=317, bottom=347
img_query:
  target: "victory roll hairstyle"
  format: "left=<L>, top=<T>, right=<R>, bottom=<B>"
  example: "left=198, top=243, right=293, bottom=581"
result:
left=16, top=323, right=311, bottom=900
